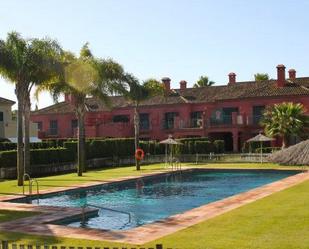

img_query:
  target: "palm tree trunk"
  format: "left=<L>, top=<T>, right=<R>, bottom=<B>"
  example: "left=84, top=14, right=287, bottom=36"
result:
left=77, top=109, right=86, bottom=176
left=23, top=93, right=31, bottom=175
left=134, top=106, right=140, bottom=171
left=16, top=86, right=24, bottom=186
left=282, top=135, right=288, bottom=149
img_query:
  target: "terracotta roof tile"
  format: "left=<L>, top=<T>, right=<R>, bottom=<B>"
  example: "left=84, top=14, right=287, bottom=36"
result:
left=32, top=77, right=309, bottom=115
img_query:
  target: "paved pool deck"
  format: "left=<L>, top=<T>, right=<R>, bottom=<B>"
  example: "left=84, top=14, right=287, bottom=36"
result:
left=0, top=168, right=308, bottom=244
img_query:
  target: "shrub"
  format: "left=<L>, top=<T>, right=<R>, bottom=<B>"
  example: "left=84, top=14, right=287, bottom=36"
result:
left=195, top=141, right=214, bottom=154
left=0, top=142, right=58, bottom=151
left=155, top=142, right=165, bottom=155
left=0, top=148, right=75, bottom=168
left=255, top=147, right=281, bottom=153
left=0, top=143, right=16, bottom=151
left=0, top=150, right=17, bottom=168
left=213, top=140, right=225, bottom=153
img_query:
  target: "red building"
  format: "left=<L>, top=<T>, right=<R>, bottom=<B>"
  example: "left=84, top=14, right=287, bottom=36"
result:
left=31, top=65, right=309, bottom=152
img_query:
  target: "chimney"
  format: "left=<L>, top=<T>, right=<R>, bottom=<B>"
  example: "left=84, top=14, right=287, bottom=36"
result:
left=228, top=72, right=236, bottom=85
left=179, top=80, right=187, bottom=90
left=276, top=64, right=286, bottom=87
left=162, top=77, right=171, bottom=91
left=288, top=69, right=296, bottom=80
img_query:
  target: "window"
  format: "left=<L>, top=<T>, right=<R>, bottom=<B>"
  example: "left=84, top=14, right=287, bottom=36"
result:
left=222, top=107, right=239, bottom=124
left=164, top=112, right=178, bottom=129
left=190, top=111, right=202, bottom=128
left=210, top=107, right=239, bottom=125
left=112, top=115, right=130, bottom=123
left=49, top=120, right=58, bottom=135
left=36, top=121, right=43, bottom=131
left=71, top=119, right=78, bottom=129
left=140, top=113, right=150, bottom=130
left=252, top=106, right=265, bottom=125
left=0, top=112, right=3, bottom=122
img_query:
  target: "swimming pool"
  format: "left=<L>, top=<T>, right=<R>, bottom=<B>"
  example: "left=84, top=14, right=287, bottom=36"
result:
left=16, top=169, right=298, bottom=231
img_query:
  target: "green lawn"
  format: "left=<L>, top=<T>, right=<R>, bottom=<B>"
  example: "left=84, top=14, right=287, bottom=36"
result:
left=0, top=163, right=308, bottom=249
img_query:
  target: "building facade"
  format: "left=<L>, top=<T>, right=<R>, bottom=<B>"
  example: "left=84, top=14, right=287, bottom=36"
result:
left=31, top=65, right=309, bottom=152
left=0, top=97, right=38, bottom=141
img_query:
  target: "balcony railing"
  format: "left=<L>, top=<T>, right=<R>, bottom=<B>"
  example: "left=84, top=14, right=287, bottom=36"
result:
left=45, top=128, right=58, bottom=136
left=162, top=120, right=175, bottom=130
left=210, top=115, right=233, bottom=126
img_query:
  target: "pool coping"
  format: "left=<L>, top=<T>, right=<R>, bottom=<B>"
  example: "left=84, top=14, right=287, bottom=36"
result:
left=0, top=167, right=308, bottom=244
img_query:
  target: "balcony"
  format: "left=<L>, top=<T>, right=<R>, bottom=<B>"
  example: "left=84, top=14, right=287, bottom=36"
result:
left=162, top=120, right=175, bottom=130
left=178, top=119, right=203, bottom=129
left=45, top=128, right=59, bottom=137
left=209, top=115, right=233, bottom=126
left=207, top=114, right=264, bottom=128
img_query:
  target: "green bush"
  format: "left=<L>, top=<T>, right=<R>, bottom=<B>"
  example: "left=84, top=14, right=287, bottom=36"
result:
left=195, top=141, right=214, bottom=154
left=255, top=147, right=281, bottom=153
left=0, top=142, right=57, bottom=151
left=0, top=148, right=75, bottom=168
left=155, top=142, right=165, bottom=155
left=0, top=143, right=16, bottom=151
left=213, top=140, right=225, bottom=153
left=177, top=137, right=209, bottom=154
left=0, top=150, right=17, bottom=168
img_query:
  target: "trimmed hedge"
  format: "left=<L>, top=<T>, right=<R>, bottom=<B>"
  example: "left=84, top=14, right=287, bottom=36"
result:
left=195, top=141, right=214, bottom=154
left=255, top=147, right=281, bottom=153
left=0, top=137, right=227, bottom=168
left=213, top=140, right=225, bottom=153
left=0, top=150, right=17, bottom=168
left=0, top=147, right=75, bottom=168
left=0, top=142, right=54, bottom=151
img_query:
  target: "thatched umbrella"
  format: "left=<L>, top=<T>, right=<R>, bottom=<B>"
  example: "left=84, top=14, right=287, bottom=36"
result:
left=159, top=135, right=182, bottom=166
left=247, top=133, right=274, bottom=163
left=268, top=139, right=309, bottom=165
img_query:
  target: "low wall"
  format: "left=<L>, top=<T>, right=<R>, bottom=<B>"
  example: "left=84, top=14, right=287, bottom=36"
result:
left=0, top=153, right=270, bottom=179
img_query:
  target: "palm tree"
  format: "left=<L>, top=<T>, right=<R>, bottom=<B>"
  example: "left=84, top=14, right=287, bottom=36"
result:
left=261, top=102, right=308, bottom=148
left=120, top=75, right=162, bottom=170
left=0, top=32, right=62, bottom=185
left=193, top=76, right=215, bottom=88
left=254, top=73, right=269, bottom=81
left=36, top=44, right=124, bottom=176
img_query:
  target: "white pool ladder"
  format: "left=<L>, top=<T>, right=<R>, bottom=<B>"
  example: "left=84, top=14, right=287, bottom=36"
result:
left=22, top=173, right=40, bottom=199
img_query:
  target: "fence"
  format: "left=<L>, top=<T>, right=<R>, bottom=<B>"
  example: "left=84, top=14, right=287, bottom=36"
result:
left=0, top=152, right=272, bottom=179
left=0, top=241, right=170, bottom=249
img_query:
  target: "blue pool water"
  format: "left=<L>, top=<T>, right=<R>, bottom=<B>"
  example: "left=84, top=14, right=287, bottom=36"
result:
left=17, top=169, right=297, bottom=230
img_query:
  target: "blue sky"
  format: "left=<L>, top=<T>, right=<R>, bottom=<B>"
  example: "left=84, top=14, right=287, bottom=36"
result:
left=1, top=0, right=309, bottom=109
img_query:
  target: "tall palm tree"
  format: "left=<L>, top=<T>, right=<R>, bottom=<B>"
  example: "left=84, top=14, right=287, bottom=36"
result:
left=194, top=76, right=215, bottom=88
left=0, top=32, right=62, bottom=185
left=120, top=75, right=162, bottom=170
left=36, top=44, right=124, bottom=176
left=261, top=102, right=308, bottom=148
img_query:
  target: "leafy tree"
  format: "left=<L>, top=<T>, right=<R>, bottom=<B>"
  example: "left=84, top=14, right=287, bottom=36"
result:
left=0, top=32, right=62, bottom=185
left=36, top=44, right=124, bottom=176
left=143, top=78, right=165, bottom=95
left=254, top=73, right=269, bottom=81
left=261, top=102, right=308, bottom=148
left=194, top=76, right=215, bottom=88
left=119, top=74, right=162, bottom=170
